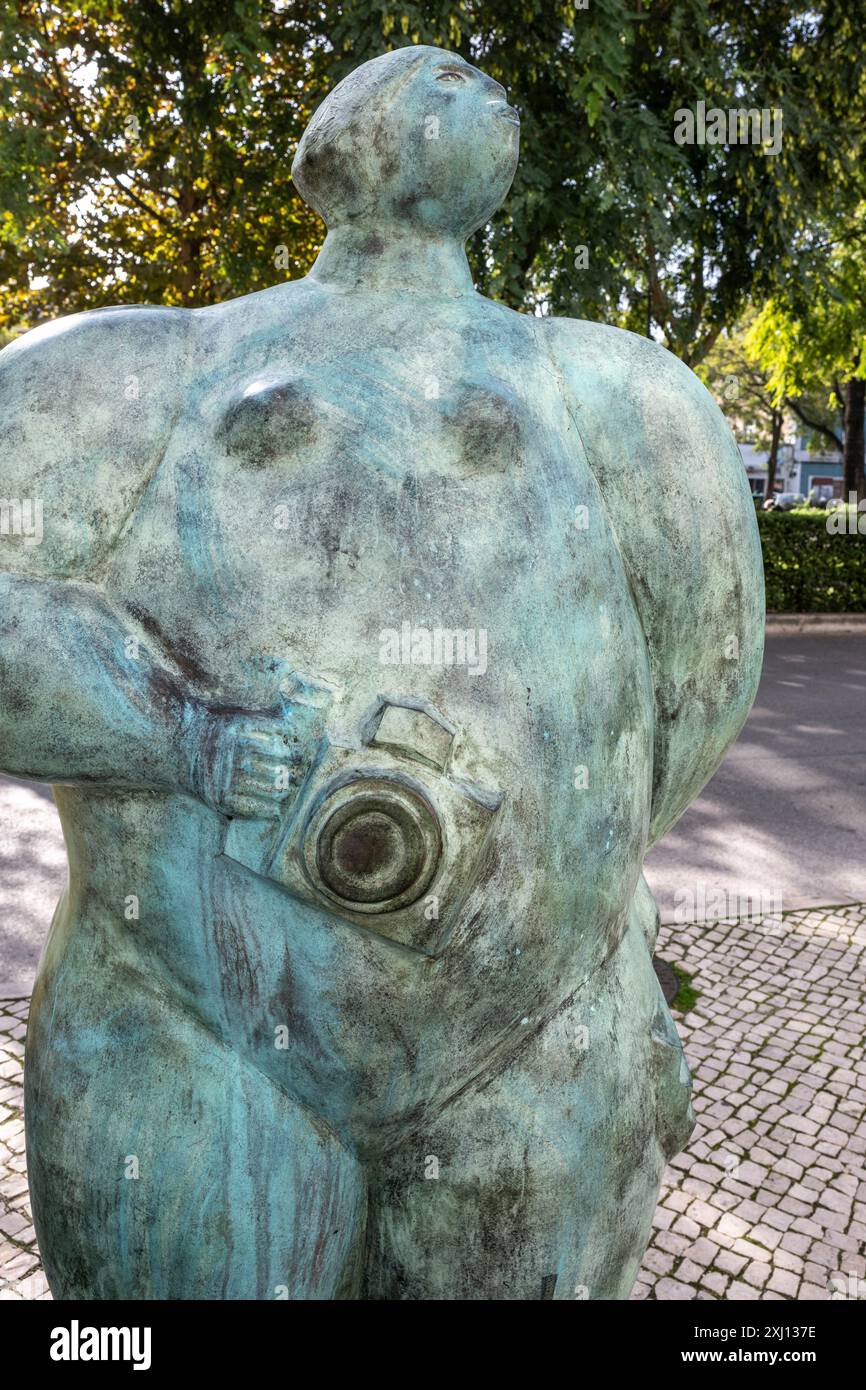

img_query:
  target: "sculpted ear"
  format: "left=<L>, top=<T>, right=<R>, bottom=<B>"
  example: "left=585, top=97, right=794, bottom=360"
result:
left=546, top=322, right=765, bottom=845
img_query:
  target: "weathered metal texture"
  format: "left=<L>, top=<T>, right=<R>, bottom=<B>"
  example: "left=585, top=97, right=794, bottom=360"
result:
left=0, top=46, right=764, bottom=1299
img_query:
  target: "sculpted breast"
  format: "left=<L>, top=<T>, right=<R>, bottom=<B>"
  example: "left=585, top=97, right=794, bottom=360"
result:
left=216, top=377, right=320, bottom=466
left=212, top=367, right=528, bottom=477
left=436, top=378, right=524, bottom=472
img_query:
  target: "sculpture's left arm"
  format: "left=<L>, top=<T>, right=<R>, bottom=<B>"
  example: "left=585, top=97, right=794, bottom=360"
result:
left=541, top=319, right=765, bottom=846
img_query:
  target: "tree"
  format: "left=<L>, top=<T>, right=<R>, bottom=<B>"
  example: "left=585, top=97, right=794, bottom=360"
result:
left=746, top=214, right=866, bottom=503
left=0, top=0, right=860, bottom=374
left=701, top=310, right=850, bottom=499
left=0, top=0, right=326, bottom=325
left=741, top=0, right=866, bottom=502
left=700, top=315, right=789, bottom=497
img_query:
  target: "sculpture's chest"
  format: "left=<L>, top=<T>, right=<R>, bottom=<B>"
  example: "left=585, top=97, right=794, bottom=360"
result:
left=106, top=307, right=629, bottom=721
left=197, top=339, right=558, bottom=591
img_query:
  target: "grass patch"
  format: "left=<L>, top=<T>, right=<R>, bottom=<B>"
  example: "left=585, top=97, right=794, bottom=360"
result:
left=671, top=964, right=700, bottom=1014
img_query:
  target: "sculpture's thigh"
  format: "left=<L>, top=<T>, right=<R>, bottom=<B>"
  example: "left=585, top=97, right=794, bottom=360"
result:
left=25, top=955, right=366, bottom=1300
left=363, top=917, right=693, bottom=1301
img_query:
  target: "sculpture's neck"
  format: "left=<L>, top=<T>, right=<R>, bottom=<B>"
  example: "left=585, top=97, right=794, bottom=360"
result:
left=308, top=224, right=475, bottom=297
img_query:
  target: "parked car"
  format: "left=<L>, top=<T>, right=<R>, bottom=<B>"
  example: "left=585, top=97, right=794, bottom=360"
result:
left=763, top=492, right=806, bottom=511
left=807, top=488, right=838, bottom=509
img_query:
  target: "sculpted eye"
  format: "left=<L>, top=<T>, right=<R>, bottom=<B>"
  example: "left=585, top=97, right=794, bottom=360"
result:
left=436, top=68, right=468, bottom=83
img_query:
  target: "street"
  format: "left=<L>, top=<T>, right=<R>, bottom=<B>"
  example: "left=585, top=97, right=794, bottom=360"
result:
left=645, top=630, right=866, bottom=922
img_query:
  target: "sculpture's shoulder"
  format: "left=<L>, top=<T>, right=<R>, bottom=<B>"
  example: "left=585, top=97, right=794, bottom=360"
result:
left=539, top=315, right=765, bottom=846
left=190, top=275, right=324, bottom=353
left=538, top=313, right=752, bottom=527
left=0, top=302, right=193, bottom=410
left=0, top=304, right=194, bottom=576
left=540, top=315, right=728, bottom=448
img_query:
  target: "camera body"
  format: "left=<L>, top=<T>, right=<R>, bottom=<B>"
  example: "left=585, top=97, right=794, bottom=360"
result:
left=222, top=691, right=503, bottom=957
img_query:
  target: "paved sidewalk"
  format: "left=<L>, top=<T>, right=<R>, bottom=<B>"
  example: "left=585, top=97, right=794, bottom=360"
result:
left=645, top=630, right=866, bottom=921
left=0, top=998, right=47, bottom=1300
left=0, top=775, right=67, bottom=999
left=2, top=902, right=864, bottom=1301
left=635, top=902, right=866, bottom=1300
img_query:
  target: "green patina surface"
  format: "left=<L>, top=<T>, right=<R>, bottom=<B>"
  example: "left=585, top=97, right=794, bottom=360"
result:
left=0, top=46, right=764, bottom=1299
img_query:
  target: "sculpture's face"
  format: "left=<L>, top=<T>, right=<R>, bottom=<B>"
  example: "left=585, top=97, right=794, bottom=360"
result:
left=292, top=46, right=520, bottom=239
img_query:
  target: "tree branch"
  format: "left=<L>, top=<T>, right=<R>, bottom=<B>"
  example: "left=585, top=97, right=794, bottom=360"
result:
left=34, top=3, right=174, bottom=230
left=784, top=396, right=843, bottom=451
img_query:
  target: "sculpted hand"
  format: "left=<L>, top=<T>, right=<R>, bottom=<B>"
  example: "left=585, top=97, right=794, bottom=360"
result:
left=183, top=703, right=317, bottom=819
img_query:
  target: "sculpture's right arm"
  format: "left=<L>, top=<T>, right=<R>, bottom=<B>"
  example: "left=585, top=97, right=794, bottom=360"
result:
left=0, top=568, right=200, bottom=794
left=0, top=307, right=292, bottom=816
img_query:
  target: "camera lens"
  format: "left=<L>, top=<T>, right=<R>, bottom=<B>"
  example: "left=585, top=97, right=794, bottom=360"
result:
left=304, top=777, right=441, bottom=913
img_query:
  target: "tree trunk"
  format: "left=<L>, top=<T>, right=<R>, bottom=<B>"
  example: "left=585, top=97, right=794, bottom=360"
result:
left=765, top=409, right=782, bottom=499
left=843, top=377, right=866, bottom=503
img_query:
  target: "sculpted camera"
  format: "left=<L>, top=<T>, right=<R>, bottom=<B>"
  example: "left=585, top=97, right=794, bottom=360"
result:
left=223, top=693, right=503, bottom=957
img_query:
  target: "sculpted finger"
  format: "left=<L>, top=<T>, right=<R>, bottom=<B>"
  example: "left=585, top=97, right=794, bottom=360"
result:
left=226, top=790, right=283, bottom=820
left=243, top=727, right=291, bottom=757
left=237, top=769, right=293, bottom=799
left=238, top=753, right=297, bottom=784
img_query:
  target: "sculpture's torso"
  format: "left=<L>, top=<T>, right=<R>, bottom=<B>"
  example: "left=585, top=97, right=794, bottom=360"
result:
left=49, top=279, right=658, bottom=1153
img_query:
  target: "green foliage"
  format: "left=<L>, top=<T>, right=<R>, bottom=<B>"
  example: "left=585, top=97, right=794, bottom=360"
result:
left=758, top=508, right=866, bottom=612
left=0, top=0, right=326, bottom=321
left=742, top=1, right=866, bottom=499
left=698, top=311, right=783, bottom=451
left=0, top=0, right=860, bottom=368
left=747, top=253, right=866, bottom=407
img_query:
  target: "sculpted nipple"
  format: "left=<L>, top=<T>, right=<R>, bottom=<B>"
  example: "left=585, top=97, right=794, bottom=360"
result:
left=217, top=378, right=318, bottom=467
left=442, top=380, right=524, bottom=472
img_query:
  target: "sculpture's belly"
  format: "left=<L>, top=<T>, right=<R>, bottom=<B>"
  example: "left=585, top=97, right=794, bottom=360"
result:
left=97, top=327, right=655, bottom=1145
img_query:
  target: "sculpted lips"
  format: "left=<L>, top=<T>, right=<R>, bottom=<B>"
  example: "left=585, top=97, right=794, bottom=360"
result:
left=492, top=102, right=520, bottom=126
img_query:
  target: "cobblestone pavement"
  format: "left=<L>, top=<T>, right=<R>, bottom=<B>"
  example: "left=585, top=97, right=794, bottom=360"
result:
left=0, top=997, right=48, bottom=1299
left=635, top=902, right=866, bottom=1301
left=1, top=903, right=864, bottom=1301
left=0, top=775, right=68, bottom=999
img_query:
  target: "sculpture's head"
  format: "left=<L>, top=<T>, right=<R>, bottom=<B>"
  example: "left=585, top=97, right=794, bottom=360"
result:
left=292, top=46, right=519, bottom=240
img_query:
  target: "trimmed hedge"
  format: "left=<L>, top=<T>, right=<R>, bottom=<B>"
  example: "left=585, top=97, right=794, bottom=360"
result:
left=758, top=508, right=866, bottom=613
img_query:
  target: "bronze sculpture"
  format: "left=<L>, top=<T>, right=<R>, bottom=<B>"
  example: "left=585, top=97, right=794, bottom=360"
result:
left=0, top=45, right=764, bottom=1299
